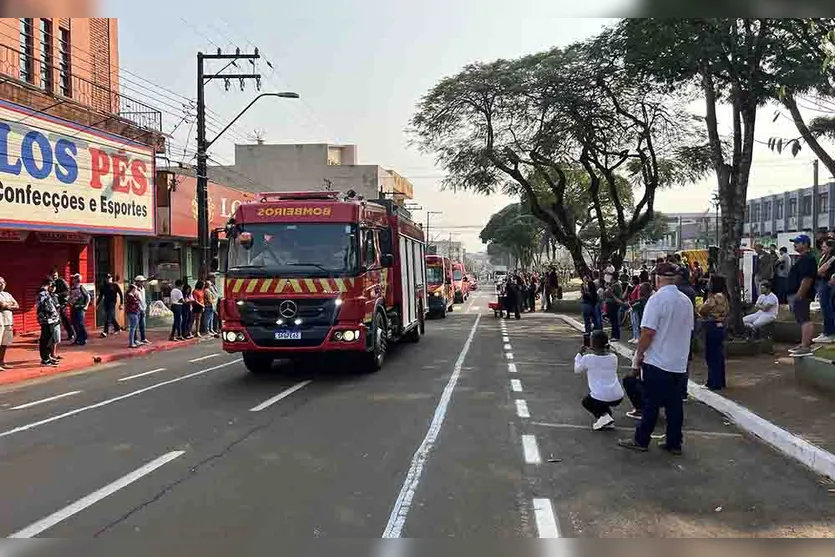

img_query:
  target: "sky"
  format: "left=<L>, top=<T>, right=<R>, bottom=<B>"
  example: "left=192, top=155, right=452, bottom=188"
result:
left=109, top=2, right=835, bottom=252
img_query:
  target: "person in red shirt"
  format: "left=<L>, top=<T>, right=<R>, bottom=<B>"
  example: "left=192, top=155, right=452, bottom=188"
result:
left=191, top=281, right=206, bottom=337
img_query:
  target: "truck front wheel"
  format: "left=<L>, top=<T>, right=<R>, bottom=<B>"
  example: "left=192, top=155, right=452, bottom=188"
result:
left=243, top=352, right=274, bottom=374
left=363, top=312, right=387, bottom=373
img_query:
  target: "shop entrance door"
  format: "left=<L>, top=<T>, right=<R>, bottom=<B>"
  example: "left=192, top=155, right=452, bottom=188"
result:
left=126, top=240, right=144, bottom=284
left=94, top=237, right=113, bottom=327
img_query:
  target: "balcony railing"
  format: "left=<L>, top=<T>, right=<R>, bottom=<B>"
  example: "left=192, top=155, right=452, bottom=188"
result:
left=0, top=42, right=162, bottom=133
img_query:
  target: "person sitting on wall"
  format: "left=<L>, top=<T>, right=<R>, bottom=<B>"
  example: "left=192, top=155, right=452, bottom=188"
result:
left=742, top=281, right=779, bottom=337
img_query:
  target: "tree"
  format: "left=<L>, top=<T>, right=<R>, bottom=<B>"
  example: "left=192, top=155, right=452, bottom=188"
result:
left=480, top=203, right=543, bottom=270
left=616, top=18, right=786, bottom=332
left=761, top=19, right=835, bottom=179
left=410, top=30, right=708, bottom=278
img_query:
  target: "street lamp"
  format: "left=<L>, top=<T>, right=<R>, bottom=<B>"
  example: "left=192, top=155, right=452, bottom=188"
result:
left=710, top=191, right=721, bottom=247
left=426, top=211, right=442, bottom=251
left=196, top=91, right=299, bottom=276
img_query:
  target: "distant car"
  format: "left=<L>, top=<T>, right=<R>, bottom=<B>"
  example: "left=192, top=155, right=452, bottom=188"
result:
left=467, top=274, right=478, bottom=290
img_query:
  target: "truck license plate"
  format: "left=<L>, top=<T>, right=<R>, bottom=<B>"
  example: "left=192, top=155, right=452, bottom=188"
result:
left=274, top=331, right=302, bottom=340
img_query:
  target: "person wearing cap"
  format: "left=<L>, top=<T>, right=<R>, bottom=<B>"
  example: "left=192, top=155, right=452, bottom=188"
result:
left=787, top=234, right=818, bottom=356
left=97, top=273, right=123, bottom=338
left=134, top=276, right=151, bottom=346
left=68, top=273, right=90, bottom=346
left=618, top=262, right=693, bottom=455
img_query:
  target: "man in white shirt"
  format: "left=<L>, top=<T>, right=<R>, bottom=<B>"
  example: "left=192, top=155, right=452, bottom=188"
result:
left=743, top=282, right=779, bottom=331
left=775, top=246, right=792, bottom=304
left=619, top=262, right=694, bottom=455
left=0, top=276, right=19, bottom=370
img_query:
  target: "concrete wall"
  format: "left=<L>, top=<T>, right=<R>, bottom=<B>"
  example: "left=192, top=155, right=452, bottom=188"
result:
left=208, top=143, right=384, bottom=199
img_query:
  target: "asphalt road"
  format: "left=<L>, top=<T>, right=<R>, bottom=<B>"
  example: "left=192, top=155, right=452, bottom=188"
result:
left=0, top=288, right=833, bottom=543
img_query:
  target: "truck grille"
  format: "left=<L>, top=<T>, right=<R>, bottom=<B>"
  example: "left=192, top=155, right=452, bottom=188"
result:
left=238, top=298, right=338, bottom=328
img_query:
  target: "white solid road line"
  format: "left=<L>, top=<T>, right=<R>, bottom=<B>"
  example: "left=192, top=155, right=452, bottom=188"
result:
left=383, top=314, right=482, bottom=539
left=118, top=368, right=166, bottom=382
left=0, top=359, right=242, bottom=439
left=249, top=380, right=312, bottom=412
left=533, top=498, right=561, bottom=538
left=9, top=450, right=185, bottom=538
left=10, top=391, right=82, bottom=411
left=522, top=434, right=542, bottom=464
left=188, top=353, right=220, bottom=363
left=510, top=379, right=523, bottom=392
left=516, top=399, right=530, bottom=418
left=508, top=363, right=518, bottom=373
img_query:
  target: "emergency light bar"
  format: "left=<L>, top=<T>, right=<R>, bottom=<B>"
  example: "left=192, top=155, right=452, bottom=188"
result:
left=258, top=191, right=341, bottom=203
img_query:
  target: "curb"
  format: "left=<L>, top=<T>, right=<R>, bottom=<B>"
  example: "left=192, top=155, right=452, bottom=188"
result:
left=556, top=314, right=835, bottom=481
left=0, top=337, right=207, bottom=387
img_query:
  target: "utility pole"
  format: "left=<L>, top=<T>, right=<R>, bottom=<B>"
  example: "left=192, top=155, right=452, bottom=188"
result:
left=813, top=159, right=820, bottom=236
left=196, top=48, right=262, bottom=278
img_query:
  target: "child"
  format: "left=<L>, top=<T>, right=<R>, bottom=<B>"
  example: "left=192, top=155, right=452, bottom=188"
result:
left=574, top=329, right=624, bottom=430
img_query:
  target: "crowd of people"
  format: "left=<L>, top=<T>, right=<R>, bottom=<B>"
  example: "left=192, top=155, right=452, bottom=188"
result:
left=0, top=269, right=222, bottom=370
left=571, top=232, right=826, bottom=454
left=494, top=267, right=565, bottom=319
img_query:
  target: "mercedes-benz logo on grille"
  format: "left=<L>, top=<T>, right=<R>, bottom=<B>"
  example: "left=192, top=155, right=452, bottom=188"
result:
left=279, top=300, right=298, bottom=319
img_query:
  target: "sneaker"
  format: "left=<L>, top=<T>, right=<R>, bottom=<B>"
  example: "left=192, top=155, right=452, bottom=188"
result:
left=0, top=366, right=5, bottom=372
left=813, top=334, right=833, bottom=344
left=40, top=360, right=58, bottom=367
left=169, top=336, right=176, bottom=342
left=129, top=344, right=139, bottom=349
left=658, top=442, right=682, bottom=455
left=628, top=338, right=639, bottom=344
left=625, top=410, right=642, bottom=420
left=617, top=438, right=648, bottom=452
left=593, top=414, right=615, bottom=431
left=100, top=332, right=108, bottom=338
left=142, top=340, right=152, bottom=345
left=791, top=346, right=814, bottom=357
left=52, top=355, right=63, bottom=360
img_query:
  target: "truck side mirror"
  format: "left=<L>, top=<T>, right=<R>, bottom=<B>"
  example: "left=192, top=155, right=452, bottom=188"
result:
left=380, top=253, right=394, bottom=268
left=210, top=229, right=220, bottom=272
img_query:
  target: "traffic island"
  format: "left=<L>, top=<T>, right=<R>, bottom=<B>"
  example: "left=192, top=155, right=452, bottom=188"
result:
left=0, top=328, right=207, bottom=387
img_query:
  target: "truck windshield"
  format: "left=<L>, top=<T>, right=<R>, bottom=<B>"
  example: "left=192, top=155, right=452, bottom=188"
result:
left=227, top=223, right=358, bottom=276
left=427, top=266, right=445, bottom=285
left=453, top=270, right=463, bottom=281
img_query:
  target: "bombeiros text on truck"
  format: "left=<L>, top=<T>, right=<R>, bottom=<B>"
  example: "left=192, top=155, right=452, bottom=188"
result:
left=213, top=190, right=428, bottom=374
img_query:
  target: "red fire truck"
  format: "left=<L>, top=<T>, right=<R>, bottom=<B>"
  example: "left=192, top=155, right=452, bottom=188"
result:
left=216, top=191, right=427, bottom=374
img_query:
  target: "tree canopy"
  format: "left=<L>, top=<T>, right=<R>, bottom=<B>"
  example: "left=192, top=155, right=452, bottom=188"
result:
left=410, top=29, right=709, bottom=275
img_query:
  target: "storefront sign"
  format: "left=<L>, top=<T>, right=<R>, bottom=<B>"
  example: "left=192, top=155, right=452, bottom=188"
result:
left=0, top=99, right=155, bottom=235
left=169, top=174, right=254, bottom=238
left=35, top=231, right=91, bottom=244
left=0, top=229, right=27, bottom=242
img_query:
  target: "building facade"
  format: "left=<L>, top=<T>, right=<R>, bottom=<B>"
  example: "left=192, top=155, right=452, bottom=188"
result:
left=0, top=18, right=163, bottom=334
left=630, top=211, right=721, bottom=261
left=208, top=143, right=414, bottom=202
left=743, top=182, right=835, bottom=245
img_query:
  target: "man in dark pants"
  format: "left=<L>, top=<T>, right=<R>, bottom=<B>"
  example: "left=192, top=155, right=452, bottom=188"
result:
left=505, top=277, right=522, bottom=320
left=619, top=263, right=694, bottom=455
left=50, top=268, right=74, bottom=343
left=97, top=274, right=124, bottom=337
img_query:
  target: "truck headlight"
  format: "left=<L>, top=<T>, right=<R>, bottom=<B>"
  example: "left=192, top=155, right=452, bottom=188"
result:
left=343, top=330, right=356, bottom=342
left=236, top=332, right=245, bottom=342
left=224, top=331, right=237, bottom=342
left=434, top=292, right=441, bottom=297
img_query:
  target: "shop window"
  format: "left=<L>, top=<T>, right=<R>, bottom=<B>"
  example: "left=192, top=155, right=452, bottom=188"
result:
left=788, top=198, right=797, bottom=218
left=802, top=195, right=812, bottom=216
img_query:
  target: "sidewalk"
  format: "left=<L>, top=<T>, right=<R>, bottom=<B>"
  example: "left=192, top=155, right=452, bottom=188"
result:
left=556, top=313, right=835, bottom=481
left=0, top=326, right=206, bottom=387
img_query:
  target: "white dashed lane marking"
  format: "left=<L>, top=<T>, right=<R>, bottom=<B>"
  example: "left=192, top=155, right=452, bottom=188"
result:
left=510, top=379, right=523, bottom=392
left=508, top=363, right=517, bottom=373
left=521, top=434, right=542, bottom=464
left=533, top=498, right=561, bottom=538
left=516, top=399, right=530, bottom=418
